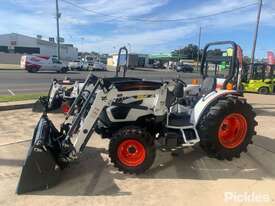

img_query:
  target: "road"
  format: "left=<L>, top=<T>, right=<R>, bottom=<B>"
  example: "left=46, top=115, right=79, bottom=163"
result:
left=0, top=93, right=274, bottom=205
left=0, top=69, right=201, bottom=95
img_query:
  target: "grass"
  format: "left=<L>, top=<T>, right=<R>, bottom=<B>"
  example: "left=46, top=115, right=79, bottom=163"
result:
left=0, top=93, right=47, bottom=103
left=0, top=64, right=21, bottom=70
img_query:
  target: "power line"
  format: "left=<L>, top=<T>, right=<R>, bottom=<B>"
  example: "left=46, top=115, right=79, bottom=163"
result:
left=60, top=0, right=258, bottom=23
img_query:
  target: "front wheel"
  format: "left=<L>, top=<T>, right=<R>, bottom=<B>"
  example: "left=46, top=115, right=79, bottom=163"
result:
left=109, top=126, right=156, bottom=174
left=258, top=86, right=269, bottom=95
left=198, top=97, right=257, bottom=160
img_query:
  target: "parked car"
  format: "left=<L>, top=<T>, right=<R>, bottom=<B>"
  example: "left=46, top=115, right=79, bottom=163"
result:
left=175, top=64, right=194, bottom=73
left=83, top=61, right=93, bottom=70
left=91, top=62, right=107, bottom=71
left=20, top=55, right=68, bottom=73
left=68, top=60, right=83, bottom=71
left=152, top=61, right=165, bottom=69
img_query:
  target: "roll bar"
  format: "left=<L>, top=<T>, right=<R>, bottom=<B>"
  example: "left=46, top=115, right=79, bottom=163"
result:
left=116, top=46, right=128, bottom=77
left=200, top=41, right=238, bottom=89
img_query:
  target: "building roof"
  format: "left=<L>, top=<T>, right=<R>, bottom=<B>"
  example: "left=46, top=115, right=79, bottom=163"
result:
left=149, top=53, right=172, bottom=59
left=0, top=33, right=76, bottom=48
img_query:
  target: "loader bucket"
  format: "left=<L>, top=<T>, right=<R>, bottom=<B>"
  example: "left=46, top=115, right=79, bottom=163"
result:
left=32, top=98, right=45, bottom=112
left=32, top=96, right=63, bottom=113
left=16, top=115, right=62, bottom=194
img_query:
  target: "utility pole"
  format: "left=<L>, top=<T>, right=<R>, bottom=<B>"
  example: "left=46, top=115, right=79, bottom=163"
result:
left=196, top=26, right=202, bottom=71
left=56, top=0, right=61, bottom=60
left=250, top=0, right=263, bottom=68
left=127, top=43, right=132, bottom=54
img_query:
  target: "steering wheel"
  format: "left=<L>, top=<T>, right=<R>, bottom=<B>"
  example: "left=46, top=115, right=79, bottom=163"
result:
left=173, top=78, right=187, bottom=87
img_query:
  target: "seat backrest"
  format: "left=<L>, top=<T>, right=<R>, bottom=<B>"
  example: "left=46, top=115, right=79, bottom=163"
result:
left=201, top=77, right=216, bottom=95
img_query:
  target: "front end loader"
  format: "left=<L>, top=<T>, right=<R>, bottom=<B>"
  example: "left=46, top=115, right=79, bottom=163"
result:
left=17, top=42, right=257, bottom=194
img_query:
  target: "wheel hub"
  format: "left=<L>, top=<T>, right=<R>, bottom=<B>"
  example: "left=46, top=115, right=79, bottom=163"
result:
left=218, top=113, right=248, bottom=149
left=117, top=139, right=146, bottom=167
left=128, top=146, right=137, bottom=154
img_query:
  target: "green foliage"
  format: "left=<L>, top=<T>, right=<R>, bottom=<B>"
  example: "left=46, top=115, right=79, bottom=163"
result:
left=171, top=44, right=200, bottom=60
left=0, top=93, right=46, bottom=103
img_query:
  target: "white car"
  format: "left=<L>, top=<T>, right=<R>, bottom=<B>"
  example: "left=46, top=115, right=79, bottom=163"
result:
left=68, top=60, right=83, bottom=71
left=91, top=62, right=107, bottom=71
left=82, top=61, right=93, bottom=71
left=21, top=55, right=68, bottom=73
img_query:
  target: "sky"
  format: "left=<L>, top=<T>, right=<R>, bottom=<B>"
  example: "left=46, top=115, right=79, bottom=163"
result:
left=1, top=0, right=275, bottom=57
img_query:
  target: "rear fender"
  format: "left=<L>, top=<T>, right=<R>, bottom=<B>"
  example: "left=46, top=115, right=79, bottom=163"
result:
left=191, top=90, right=240, bottom=126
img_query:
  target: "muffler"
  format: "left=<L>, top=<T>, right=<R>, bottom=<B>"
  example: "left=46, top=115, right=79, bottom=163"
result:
left=16, top=115, right=62, bottom=194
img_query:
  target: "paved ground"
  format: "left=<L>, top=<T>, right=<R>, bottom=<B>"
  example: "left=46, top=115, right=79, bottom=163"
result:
left=0, top=93, right=274, bottom=205
left=0, top=69, right=200, bottom=95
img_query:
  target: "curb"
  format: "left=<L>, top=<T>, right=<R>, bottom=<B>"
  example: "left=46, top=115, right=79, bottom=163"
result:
left=0, top=69, right=22, bottom=71
left=0, top=102, right=34, bottom=111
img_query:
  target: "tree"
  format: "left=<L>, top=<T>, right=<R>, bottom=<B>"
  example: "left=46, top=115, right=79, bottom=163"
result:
left=171, top=44, right=199, bottom=60
left=243, top=56, right=251, bottom=66
left=207, top=49, right=223, bottom=57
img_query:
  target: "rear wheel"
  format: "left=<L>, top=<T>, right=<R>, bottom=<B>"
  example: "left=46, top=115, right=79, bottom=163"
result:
left=198, top=97, right=257, bottom=160
left=60, top=67, right=68, bottom=73
left=28, top=67, right=38, bottom=73
left=109, top=126, right=156, bottom=174
left=258, top=86, right=269, bottom=95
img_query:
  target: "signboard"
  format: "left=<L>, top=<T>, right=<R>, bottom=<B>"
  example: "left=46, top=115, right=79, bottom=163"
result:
left=267, top=51, right=275, bottom=65
left=10, top=41, right=16, bottom=46
left=49, top=37, right=55, bottom=43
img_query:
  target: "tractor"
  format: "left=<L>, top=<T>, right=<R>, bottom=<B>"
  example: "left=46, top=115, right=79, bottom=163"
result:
left=16, top=41, right=257, bottom=194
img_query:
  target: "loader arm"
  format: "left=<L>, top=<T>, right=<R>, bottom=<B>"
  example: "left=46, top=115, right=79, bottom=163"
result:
left=17, top=75, right=167, bottom=194
left=69, top=83, right=168, bottom=152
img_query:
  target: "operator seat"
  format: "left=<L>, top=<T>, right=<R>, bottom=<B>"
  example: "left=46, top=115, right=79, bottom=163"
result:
left=175, top=77, right=217, bottom=108
left=200, top=77, right=217, bottom=96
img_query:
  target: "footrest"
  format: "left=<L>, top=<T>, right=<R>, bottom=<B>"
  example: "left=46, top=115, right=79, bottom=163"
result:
left=168, top=113, right=192, bottom=127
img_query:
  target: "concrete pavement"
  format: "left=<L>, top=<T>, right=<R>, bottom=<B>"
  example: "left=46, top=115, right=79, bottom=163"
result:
left=0, top=94, right=274, bottom=206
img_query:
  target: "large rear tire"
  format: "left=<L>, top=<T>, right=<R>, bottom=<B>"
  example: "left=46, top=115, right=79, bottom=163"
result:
left=198, top=97, right=257, bottom=160
left=109, top=126, right=156, bottom=174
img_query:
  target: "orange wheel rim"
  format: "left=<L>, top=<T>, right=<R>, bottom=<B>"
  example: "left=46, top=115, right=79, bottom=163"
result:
left=117, top=139, right=146, bottom=167
left=218, top=113, right=248, bottom=149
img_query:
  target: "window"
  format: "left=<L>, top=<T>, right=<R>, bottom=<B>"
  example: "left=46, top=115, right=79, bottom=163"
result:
left=0, top=46, right=8, bottom=53
left=14, top=47, right=40, bottom=54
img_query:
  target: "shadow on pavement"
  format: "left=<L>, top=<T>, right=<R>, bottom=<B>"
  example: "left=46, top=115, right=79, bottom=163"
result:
left=253, top=106, right=275, bottom=117
left=0, top=159, right=24, bottom=167
left=30, top=71, right=80, bottom=74
left=12, top=134, right=273, bottom=197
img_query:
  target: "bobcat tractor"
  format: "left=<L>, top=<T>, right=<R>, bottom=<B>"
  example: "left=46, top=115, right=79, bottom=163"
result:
left=16, top=41, right=257, bottom=194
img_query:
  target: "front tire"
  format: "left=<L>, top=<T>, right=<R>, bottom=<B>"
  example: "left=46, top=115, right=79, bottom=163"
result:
left=198, top=97, right=257, bottom=160
left=258, top=86, right=269, bottom=95
left=109, top=126, right=156, bottom=174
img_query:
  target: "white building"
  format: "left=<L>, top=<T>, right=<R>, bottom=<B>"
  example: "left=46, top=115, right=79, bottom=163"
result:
left=0, top=33, right=78, bottom=62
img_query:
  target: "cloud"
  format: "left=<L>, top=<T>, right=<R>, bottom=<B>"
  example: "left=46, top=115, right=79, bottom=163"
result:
left=1, top=0, right=275, bottom=55
left=81, top=0, right=169, bottom=17
left=0, top=10, right=56, bottom=37
left=78, top=24, right=197, bottom=53
left=62, top=16, right=88, bottom=25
